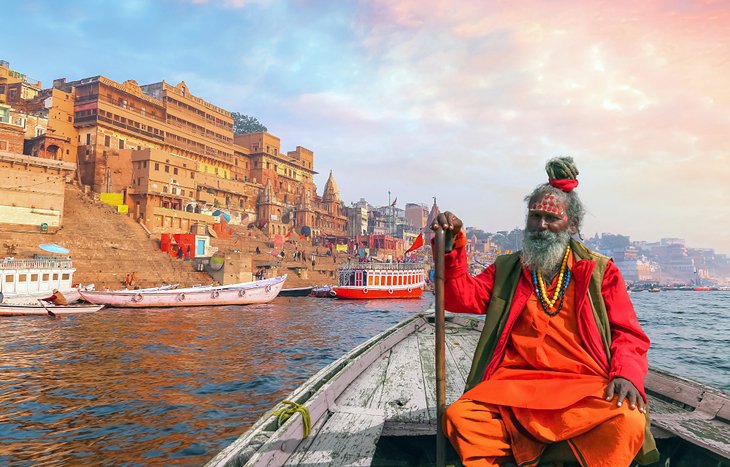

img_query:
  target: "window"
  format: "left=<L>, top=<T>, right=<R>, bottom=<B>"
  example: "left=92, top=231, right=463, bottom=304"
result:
left=0, top=141, right=6, bottom=151
left=143, top=161, right=147, bottom=168
left=62, top=274, right=70, bottom=280
left=19, top=274, right=27, bottom=282
left=105, top=135, right=110, bottom=146
left=52, top=274, right=58, bottom=280
left=5, top=274, right=14, bottom=282
left=165, top=165, right=170, bottom=173
left=154, top=162, right=159, bottom=171
left=172, top=187, right=177, bottom=195
left=119, top=140, right=125, bottom=149
left=190, top=172, right=194, bottom=179
left=163, top=185, right=168, bottom=193
left=31, top=274, right=38, bottom=282
left=86, top=133, right=91, bottom=145
left=173, top=168, right=178, bottom=175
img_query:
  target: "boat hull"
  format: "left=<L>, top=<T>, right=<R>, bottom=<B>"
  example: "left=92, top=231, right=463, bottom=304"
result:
left=79, top=276, right=286, bottom=308
left=0, top=304, right=104, bottom=316
left=278, top=287, right=313, bottom=297
left=333, top=285, right=424, bottom=299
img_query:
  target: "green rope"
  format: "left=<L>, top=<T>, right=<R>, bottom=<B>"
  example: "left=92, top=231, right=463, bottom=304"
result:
left=271, top=400, right=312, bottom=437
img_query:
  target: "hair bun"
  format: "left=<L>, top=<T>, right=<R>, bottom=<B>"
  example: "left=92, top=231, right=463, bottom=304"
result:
left=545, top=156, right=579, bottom=181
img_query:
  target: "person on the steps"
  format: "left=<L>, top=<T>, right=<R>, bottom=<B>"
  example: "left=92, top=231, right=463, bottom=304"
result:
left=431, top=157, right=657, bottom=467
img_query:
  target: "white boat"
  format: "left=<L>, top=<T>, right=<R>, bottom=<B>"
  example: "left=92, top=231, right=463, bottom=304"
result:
left=78, top=275, right=287, bottom=308
left=206, top=312, right=730, bottom=466
left=0, top=303, right=104, bottom=316
left=0, top=257, right=78, bottom=305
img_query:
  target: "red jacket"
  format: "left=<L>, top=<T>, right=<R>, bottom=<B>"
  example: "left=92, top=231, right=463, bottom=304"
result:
left=443, top=245, right=651, bottom=400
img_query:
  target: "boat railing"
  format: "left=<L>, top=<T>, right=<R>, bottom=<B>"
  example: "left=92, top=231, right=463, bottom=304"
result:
left=0, top=258, right=74, bottom=270
left=338, top=262, right=426, bottom=271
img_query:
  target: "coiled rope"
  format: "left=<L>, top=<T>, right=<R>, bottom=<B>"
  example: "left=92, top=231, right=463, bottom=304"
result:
left=271, top=400, right=312, bottom=437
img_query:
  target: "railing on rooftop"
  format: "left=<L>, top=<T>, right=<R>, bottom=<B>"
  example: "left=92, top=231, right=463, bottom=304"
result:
left=338, top=262, right=426, bottom=271
left=0, top=258, right=74, bottom=270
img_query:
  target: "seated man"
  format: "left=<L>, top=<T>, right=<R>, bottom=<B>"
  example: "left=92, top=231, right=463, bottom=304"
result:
left=431, top=157, right=656, bottom=466
left=42, top=289, right=68, bottom=306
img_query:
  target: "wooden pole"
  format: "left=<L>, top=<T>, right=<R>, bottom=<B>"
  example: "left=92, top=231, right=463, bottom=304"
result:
left=434, top=228, right=447, bottom=466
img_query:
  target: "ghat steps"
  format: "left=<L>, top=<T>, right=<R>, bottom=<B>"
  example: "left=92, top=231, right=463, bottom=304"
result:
left=0, top=184, right=213, bottom=290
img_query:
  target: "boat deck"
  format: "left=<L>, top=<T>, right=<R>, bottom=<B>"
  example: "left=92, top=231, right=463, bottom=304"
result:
left=208, top=313, right=730, bottom=466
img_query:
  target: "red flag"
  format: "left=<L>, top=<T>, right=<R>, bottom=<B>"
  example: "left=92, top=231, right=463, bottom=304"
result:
left=405, top=233, right=424, bottom=254
left=299, top=234, right=306, bottom=239
left=285, top=231, right=292, bottom=238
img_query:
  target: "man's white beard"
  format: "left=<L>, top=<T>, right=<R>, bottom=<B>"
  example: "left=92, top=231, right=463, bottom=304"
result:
left=521, top=229, right=571, bottom=276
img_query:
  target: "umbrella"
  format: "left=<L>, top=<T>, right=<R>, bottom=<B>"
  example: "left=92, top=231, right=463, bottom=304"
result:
left=212, top=210, right=231, bottom=222
left=39, top=243, right=70, bottom=254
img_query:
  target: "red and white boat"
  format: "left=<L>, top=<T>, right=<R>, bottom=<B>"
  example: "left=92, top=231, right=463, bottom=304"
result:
left=79, top=275, right=286, bottom=308
left=332, top=262, right=426, bottom=299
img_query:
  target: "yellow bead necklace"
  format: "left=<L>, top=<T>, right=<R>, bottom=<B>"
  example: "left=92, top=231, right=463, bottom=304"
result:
left=536, top=246, right=571, bottom=308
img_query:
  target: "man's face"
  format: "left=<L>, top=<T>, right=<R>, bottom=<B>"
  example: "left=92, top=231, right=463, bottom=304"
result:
left=526, top=194, right=571, bottom=234
left=526, top=210, right=570, bottom=234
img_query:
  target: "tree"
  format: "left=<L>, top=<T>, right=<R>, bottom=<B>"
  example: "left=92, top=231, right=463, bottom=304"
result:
left=232, top=112, right=267, bottom=135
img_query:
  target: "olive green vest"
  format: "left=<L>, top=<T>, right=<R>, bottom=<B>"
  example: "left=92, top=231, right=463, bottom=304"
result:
left=463, top=239, right=658, bottom=464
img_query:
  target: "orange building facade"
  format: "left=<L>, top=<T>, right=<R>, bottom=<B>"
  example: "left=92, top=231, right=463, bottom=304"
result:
left=2, top=59, right=348, bottom=238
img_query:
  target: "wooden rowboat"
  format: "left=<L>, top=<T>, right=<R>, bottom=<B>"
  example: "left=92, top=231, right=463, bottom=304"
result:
left=79, top=275, right=287, bottom=308
left=206, top=312, right=730, bottom=467
left=0, top=303, right=104, bottom=316
left=278, top=287, right=314, bottom=297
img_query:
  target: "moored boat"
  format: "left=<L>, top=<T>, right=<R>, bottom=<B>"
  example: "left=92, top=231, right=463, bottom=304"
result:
left=206, top=312, right=730, bottom=466
left=278, top=286, right=314, bottom=297
left=0, top=257, right=78, bottom=304
left=310, top=285, right=336, bottom=298
left=0, top=303, right=104, bottom=316
left=79, top=275, right=286, bottom=308
left=332, top=262, right=426, bottom=299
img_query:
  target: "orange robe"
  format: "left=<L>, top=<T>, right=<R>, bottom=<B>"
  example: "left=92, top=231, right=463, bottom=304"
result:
left=445, top=256, right=645, bottom=467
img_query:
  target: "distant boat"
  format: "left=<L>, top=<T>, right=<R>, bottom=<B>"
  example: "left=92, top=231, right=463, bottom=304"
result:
left=332, top=262, right=426, bottom=299
left=0, top=257, right=77, bottom=304
left=648, top=287, right=662, bottom=292
left=79, top=276, right=286, bottom=308
left=310, top=285, right=336, bottom=298
left=278, top=286, right=314, bottom=297
left=692, top=286, right=714, bottom=291
left=0, top=303, right=104, bottom=317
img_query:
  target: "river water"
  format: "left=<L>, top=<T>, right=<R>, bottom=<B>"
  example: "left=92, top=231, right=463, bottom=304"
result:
left=0, top=292, right=728, bottom=466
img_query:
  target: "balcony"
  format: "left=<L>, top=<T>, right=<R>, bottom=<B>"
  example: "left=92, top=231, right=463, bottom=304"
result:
left=97, top=114, right=165, bottom=142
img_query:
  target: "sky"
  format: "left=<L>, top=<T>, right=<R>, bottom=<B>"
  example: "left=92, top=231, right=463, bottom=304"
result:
left=4, top=0, right=729, bottom=253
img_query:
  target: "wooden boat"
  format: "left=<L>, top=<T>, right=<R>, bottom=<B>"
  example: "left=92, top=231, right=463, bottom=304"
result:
left=332, top=262, right=426, bottom=299
left=78, top=275, right=286, bottom=308
left=0, top=303, right=104, bottom=316
left=278, top=286, right=314, bottom=297
left=311, top=285, right=336, bottom=298
left=206, top=312, right=730, bottom=467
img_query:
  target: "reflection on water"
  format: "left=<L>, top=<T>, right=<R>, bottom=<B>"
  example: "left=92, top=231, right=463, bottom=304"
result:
left=0, top=297, right=431, bottom=466
left=0, top=292, right=727, bottom=465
